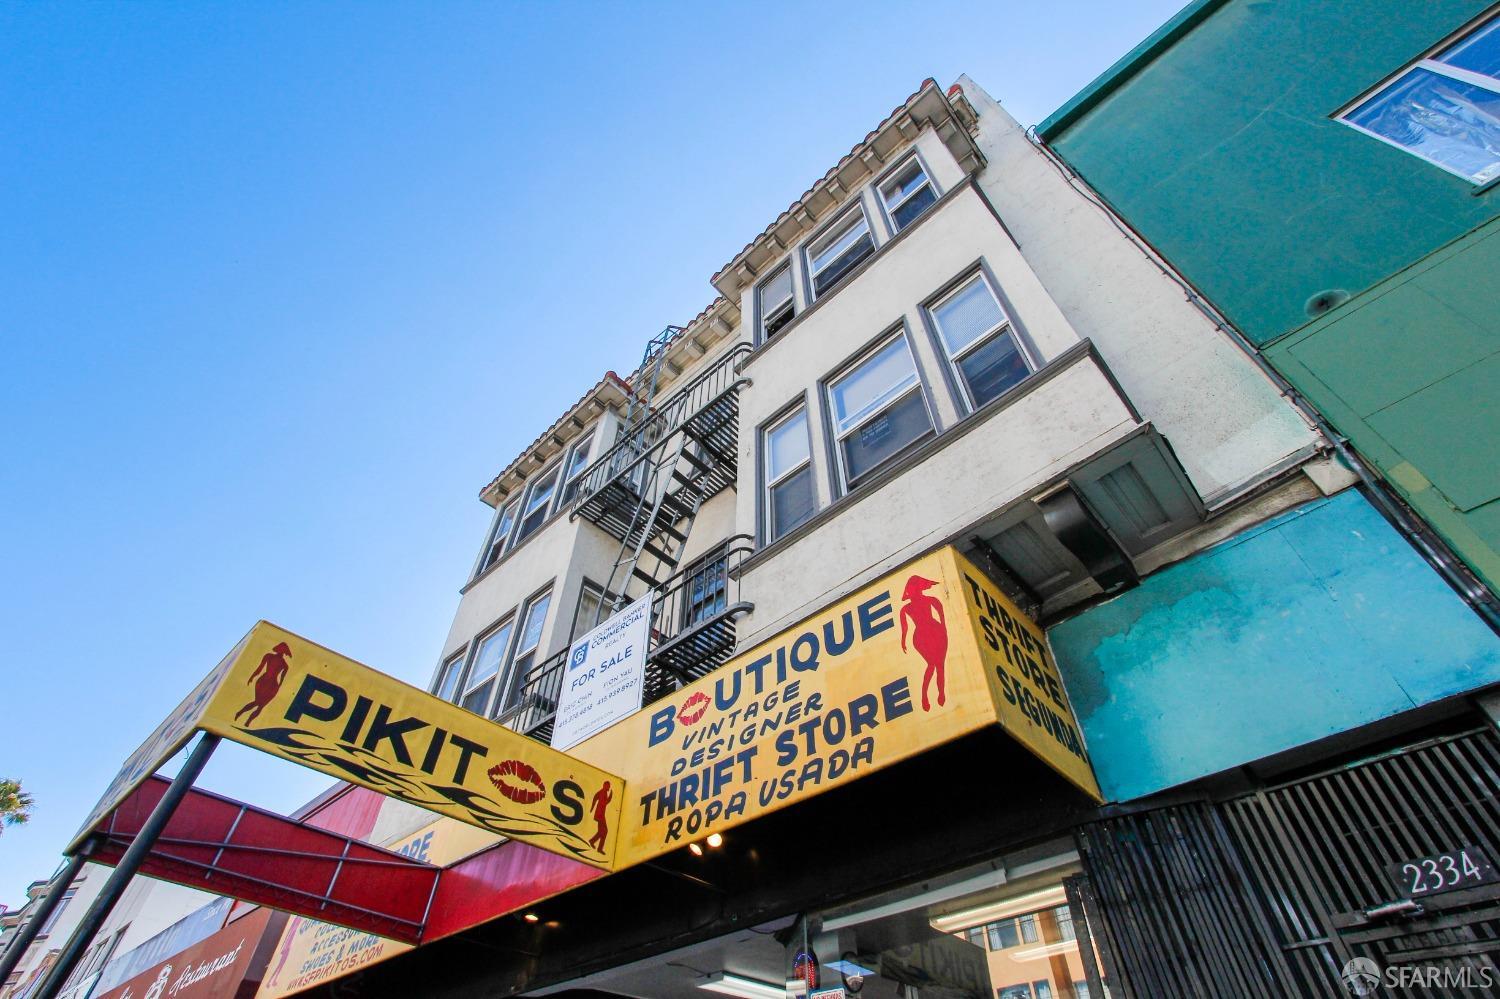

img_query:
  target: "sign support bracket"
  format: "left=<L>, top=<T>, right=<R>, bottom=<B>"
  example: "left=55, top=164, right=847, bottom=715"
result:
left=33, top=732, right=221, bottom=999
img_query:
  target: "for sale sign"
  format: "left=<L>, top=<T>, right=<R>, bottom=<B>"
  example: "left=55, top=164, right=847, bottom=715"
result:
left=551, top=596, right=653, bottom=750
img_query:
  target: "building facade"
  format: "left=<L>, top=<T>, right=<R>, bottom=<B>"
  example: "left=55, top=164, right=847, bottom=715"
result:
left=22, top=44, right=1500, bottom=999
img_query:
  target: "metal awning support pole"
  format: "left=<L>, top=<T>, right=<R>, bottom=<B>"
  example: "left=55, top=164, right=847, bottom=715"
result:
left=32, top=732, right=220, bottom=999
left=0, top=851, right=89, bottom=983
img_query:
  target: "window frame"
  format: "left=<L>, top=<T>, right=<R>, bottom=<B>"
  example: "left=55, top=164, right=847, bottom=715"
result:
left=875, top=151, right=940, bottom=235
left=1335, top=12, right=1500, bottom=184
left=513, top=461, right=563, bottom=545
left=755, top=261, right=798, bottom=345
left=457, top=614, right=517, bottom=717
left=923, top=266, right=1038, bottom=413
left=761, top=400, right=816, bottom=544
left=804, top=199, right=878, bottom=300
left=477, top=496, right=521, bottom=576
left=571, top=580, right=608, bottom=640
left=557, top=430, right=596, bottom=508
left=433, top=650, right=466, bottom=702
left=493, top=586, right=554, bottom=719
left=822, top=327, right=936, bottom=495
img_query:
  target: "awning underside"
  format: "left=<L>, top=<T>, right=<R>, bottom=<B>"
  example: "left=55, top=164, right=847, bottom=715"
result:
left=86, top=777, right=605, bottom=944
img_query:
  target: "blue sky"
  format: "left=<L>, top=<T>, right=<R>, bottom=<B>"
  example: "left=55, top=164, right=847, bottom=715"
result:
left=0, top=0, right=1186, bottom=906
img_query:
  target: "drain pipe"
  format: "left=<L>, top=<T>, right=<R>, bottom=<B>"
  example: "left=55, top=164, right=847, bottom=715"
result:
left=1026, top=128, right=1500, bottom=634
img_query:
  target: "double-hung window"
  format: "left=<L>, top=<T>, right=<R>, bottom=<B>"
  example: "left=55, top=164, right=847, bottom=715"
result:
left=929, top=273, right=1032, bottom=410
left=683, top=549, right=729, bottom=627
left=460, top=620, right=513, bottom=715
left=571, top=582, right=606, bottom=639
left=514, top=465, right=560, bottom=544
left=808, top=204, right=876, bottom=297
left=496, top=590, right=551, bottom=717
left=878, top=156, right=937, bottom=232
left=558, top=431, right=595, bottom=507
left=757, top=263, right=797, bottom=342
left=480, top=498, right=519, bottom=573
left=434, top=651, right=465, bottom=702
left=828, top=335, right=932, bottom=488
left=1340, top=15, right=1500, bottom=183
left=764, top=407, right=816, bottom=541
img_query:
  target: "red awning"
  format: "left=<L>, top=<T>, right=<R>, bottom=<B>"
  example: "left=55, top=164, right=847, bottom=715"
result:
left=87, top=776, right=605, bottom=944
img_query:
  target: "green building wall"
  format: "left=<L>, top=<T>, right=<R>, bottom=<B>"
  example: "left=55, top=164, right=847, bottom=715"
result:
left=1037, top=0, right=1500, bottom=592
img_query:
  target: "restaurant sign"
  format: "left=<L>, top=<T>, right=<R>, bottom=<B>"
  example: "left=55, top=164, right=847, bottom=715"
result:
left=573, top=545, right=1101, bottom=868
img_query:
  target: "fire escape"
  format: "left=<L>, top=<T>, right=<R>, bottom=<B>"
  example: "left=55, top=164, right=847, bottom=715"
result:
left=501, top=333, right=755, bottom=744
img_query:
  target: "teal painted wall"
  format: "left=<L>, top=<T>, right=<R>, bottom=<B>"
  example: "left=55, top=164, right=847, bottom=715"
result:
left=1048, top=490, right=1500, bottom=803
left=1046, top=0, right=1498, bottom=346
left=1043, top=0, right=1500, bottom=605
left=1267, top=219, right=1500, bottom=591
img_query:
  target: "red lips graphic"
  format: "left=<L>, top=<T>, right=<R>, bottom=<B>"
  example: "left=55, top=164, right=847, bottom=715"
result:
left=677, top=691, right=710, bottom=726
left=488, top=759, right=545, bottom=804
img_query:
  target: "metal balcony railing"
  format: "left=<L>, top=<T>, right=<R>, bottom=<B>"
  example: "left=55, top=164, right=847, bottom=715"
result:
left=502, top=535, right=756, bottom=744
left=569, top=343, right=751, bottom=546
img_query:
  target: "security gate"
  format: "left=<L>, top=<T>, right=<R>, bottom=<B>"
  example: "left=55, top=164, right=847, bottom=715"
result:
left=1077, top=728, right=1500, bottom=997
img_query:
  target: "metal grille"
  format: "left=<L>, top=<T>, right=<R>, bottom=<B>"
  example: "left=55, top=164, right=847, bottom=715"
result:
left=1079, top=729, right=1500, bottom=998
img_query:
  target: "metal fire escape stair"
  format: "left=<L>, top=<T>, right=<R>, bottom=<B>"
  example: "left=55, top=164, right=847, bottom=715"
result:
left=570, top=340, right=752, bottom=618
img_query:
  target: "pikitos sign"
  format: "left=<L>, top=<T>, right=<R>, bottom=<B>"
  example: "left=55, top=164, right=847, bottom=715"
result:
left=574, top=546, right=1101, bottom=867
left=74, top=622, right=623, bottom=868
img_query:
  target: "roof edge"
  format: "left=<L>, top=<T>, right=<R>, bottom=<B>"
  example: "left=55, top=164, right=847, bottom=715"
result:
left=1037, top=0, right=1230, bottom=140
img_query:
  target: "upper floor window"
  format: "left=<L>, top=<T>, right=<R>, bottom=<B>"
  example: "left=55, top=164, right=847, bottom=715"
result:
left=929, top=273, right=1032, bottom=410
left=460, top=619, right=514, bottom=715
left=514, top=464, right=560, bottom=544
left=683, top=548, right=729, bottom=627
left=757, top=263, right=797, bottom=341
left=434, top=651, right=464, bottom=702
left=571, top=581, right=606, bottom=639
left=558, top=431, right=595, bottom=507
left=497, top=590, right=552, bottom=716
left=878, top=156, right=938, bottom=232
left=764, top=407, right=816, bottom=541
left=808, top=204, right=876, bottom=297
left=1340, top=15, right=1500, bottom=184
left=827, top=334, right=932, bottom=489
left=479, top=498, right=519, bottom=573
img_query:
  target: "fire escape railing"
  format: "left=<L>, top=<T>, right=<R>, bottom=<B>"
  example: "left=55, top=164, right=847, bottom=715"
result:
left=568, top=342, right=752, bottom=546
left=499, top=535, right=756, bottom=744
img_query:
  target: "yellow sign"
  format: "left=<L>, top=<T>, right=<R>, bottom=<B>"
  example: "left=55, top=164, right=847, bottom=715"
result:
left=68, top=637, right=248, bottom=854
left=953, top=550, right=1101, bottom=800
left=572, top=546, right=1100, bottom=868
left=255, top=816, right=498, bottom=998
left=181, top=621, right=618, bottom=868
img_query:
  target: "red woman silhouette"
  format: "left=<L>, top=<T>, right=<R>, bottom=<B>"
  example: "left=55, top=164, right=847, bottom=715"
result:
left=264, top=915, right=302, bottom=986
left=900, top=576, right=948, bottom=712
left=589, top=781, right=613, bottom=852
left=235, top=642, right=292, bottom=725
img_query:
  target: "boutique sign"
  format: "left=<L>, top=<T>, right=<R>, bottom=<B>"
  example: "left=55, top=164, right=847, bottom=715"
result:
left=574, top=545, right=1102, bottom=867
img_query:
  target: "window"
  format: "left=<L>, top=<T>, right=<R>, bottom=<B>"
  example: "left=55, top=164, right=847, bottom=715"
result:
left=758, top=263, right=797, bottom=341
left=1072, top=982, right=1090, bottom=999
left=514, top=465, right=561, bottom=544
left=1340, top=15, right=1500, bottom=183
left=929, top=273, right=1031, bottom=410
left=37, top=888, right=77, bottom=936
left=480, top=498, right=519, bottom=573
left=460, top=621, right=514, bottom=715
left=764, top=408, right=816, bottom=541
left=683, top=549, right=729, bottom=626
left=496, top=590, right=551, bottom=717
left=988, top=920, right=1018, bottom=950
left=572, top=582, right=605, bottom=640
left=879, top=157, right=937, bottom=232
left=558, top=432, right=595, bottom=507
left=434, top=652, right=465, bottom=702
left=807, top=204, right=876, bottom=297
left=964, top=925, right=987, bottom=949
left=1053, top=904, right=1076, bottom=942
left=1017, top=913, right=1040, bottom=944
left=997, top=986, right=1033, bottom=999
left=827, top=335, right=932, bottom=487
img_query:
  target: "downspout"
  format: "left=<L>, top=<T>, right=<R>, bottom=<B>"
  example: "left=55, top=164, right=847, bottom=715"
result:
left=1025, top=129, right=1500, bottom=635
